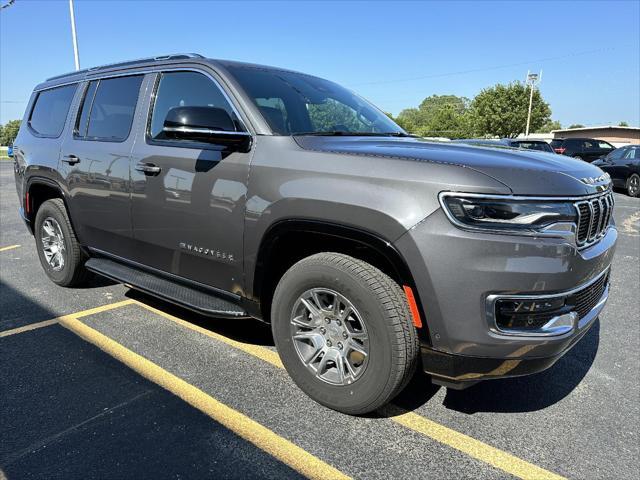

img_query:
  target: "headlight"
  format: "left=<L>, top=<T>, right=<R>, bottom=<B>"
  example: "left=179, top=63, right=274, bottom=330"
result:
left=439, top=193, right=577, bottom=234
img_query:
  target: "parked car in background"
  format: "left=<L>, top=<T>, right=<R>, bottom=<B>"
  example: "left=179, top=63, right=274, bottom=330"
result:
left=453, top=138, right=555, bottom=153
left=550, top=138, right=616, bottom=162
left=593, top=145, right=640, bottom=197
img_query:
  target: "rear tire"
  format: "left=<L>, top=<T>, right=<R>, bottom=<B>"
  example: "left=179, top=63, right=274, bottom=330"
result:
left=271, top=252, right=419, bottom=415
left=34, top=198, right=89, bottom=287
left=626, top=173, right=640, bottom=197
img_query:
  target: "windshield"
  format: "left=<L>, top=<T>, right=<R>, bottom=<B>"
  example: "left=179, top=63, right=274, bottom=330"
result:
left=227, top=66, right=405, bottom=136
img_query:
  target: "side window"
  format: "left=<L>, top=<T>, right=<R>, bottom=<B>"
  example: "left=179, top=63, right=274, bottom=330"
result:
left=597, top=141, right=614, bottom=150
left=76, top=75, right=143, bottom=142
left=607, top=148, right=625, bottom=162
left=75, top=81, right=98, bottom=138
left=624, top=148, right=638, bottom=160
left=28, top=84, right=77, bottom=137
left=582, top=140, right=596, bottom=151
left=149, top=71, right=239, bottom=141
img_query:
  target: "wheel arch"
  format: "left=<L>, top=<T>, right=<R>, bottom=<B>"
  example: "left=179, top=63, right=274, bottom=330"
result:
left=25, top=177, right=73, bottom=235
left=251, top=219, right=428, bottom=339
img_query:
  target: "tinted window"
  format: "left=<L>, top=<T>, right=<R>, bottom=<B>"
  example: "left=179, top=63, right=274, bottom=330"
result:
left=606, top=148, right=626, bottom=162
left=565, top=139, right=582, bottom=148
left=582, top=140, right=597, bottom=150
left=550, top=139, right=563, bottom=148
left=513, top=141, right=554, bottom=152
left=29, top=84, right=77, bottom=137
left=75, top=81, right=98, bottom=137
left=85, top=75, right=143, bottom=141
left=149, top=71, right=239, bottom=140
left=227, top=66, right=404, bottom=136
left=624, top=148, right=638, bottom=160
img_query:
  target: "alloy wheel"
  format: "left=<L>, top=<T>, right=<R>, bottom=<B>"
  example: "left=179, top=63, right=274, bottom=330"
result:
left=290, top=288, right=369, bottom=386
left=40, top=217, right=66, bottom=271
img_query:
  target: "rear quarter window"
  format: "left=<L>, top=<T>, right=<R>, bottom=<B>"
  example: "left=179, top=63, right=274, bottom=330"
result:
left=28, top=84, right=78, bottom=137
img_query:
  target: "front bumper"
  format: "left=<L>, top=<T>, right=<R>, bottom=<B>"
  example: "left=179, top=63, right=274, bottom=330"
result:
left=394, top=207, right=616, bottom=385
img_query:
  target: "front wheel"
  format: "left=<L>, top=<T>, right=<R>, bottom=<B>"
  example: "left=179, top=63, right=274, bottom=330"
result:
left=626, top=173, right=640, bottom=197
left=271, top=253, right=419, bottom=415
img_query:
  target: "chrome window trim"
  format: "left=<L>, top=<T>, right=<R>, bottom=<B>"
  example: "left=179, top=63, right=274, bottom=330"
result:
left=485, top=267, right=610, bottom=338
left=439, top=190, right=614, bottom=249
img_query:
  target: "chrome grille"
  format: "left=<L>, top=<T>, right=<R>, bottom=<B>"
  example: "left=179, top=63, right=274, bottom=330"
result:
left=575, top=192, right=614, bottom=248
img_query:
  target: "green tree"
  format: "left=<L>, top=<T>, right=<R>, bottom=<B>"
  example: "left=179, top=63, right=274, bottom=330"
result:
left=535, top=119, right=562, bottom=133
left=567, top=124, right=584, bottom=129
left=396, top=95, right=472, bottom=138
left=469, top=82, right=551, bottom=138
left=1, top=120, right=21, bottom=146
left=618, top=121, right=629, bottom=127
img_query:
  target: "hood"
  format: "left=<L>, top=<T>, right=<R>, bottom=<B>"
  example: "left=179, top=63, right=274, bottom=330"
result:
left=294, top=136, right=611, bottom=196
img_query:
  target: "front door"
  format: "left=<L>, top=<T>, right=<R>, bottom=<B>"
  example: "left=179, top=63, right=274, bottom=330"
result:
left=129, top=70, right=252, bottom=295
left=59, top=74, right=146, bottom=257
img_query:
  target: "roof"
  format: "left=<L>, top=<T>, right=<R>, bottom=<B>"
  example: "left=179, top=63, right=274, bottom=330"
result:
left=552, top=125, right=639, bottom=133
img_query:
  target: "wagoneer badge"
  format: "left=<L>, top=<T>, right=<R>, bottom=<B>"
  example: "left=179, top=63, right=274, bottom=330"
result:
left=580, top=172, right=611, bottom=186
left=179, top=242, right=234, bottom=262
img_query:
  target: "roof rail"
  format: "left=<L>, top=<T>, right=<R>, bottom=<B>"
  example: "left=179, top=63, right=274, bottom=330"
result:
left=46, top=53, right=205, bottom=81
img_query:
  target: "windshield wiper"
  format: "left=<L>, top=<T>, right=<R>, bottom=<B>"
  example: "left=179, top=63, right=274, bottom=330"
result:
left=293, top=131, right=416, bottom=137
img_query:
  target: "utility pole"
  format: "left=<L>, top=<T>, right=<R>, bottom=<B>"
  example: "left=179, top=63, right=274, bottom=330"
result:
left=524, top=70, right=542, bottom=137
left=68, top=0, right=80, bottom=70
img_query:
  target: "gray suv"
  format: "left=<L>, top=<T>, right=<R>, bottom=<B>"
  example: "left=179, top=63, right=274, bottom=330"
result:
left=13, top=54, right=617, bottom=414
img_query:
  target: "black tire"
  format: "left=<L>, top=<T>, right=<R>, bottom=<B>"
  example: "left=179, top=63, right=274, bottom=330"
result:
left=626, top=173, right=640, bottom=197
left=271, top=252, right=419, bottom=415
left=34, top=198, right=89, bottom=287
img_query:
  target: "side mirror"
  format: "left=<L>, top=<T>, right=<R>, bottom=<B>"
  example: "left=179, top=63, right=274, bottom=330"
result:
left=162, top=106, right=251, bottom=152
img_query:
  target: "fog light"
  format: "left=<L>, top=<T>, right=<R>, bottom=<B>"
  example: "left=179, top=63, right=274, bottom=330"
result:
left=496, top=297, right=570, bottom=331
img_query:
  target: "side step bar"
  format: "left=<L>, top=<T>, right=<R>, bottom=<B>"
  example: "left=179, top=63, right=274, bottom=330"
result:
left=85, top=257, right=248, bottom=318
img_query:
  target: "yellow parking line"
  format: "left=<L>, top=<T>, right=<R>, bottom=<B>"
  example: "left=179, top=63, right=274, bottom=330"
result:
left=133, top=300, right=284, bottom=369
left=58, top=314, right=350, bottom=480
left=0, top=244, right=20, bottom=252
left=379, top=405, right=565, bottom=480
left=0, top=300, right=135, bottom=339
left=0, top=319, right=59, bottom=338
left=130, top=300, right=565, bottom=480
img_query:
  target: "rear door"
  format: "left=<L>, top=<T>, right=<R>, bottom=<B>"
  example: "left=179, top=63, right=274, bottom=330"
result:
left=59, top=74, right=147, bottom=257
left=128, top=69, right=252, bottom=294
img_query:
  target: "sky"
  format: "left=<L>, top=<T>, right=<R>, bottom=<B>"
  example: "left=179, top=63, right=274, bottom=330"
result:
left=1, top=0, right=639, bottom=127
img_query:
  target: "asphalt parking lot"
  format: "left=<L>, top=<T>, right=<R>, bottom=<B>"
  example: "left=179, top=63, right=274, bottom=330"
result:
left=1, top=159, right=639, bottom=480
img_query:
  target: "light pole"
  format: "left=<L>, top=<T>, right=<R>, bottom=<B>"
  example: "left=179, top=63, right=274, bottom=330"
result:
left=68, top=0, right=80, bottom=70
left=524, top=70, right=542, bottom=137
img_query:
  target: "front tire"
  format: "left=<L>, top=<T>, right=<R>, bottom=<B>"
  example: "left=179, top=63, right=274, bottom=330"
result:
left=271, top=253, right=419, bottom=415
left=626, top=173, right=640, bottom=197
left=34, top=198, right=89, bottom=287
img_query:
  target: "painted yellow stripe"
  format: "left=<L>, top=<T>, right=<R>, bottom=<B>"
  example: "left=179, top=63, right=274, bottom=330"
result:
left=0, top=300, right=135, bottom=339
left=131, top=300, right=565, bottom=480
left=380, top=405, right=565, bottom=480
left=133, top=300, right=284, bottom=369
left=59, top=314, right=349, bottom=480
left=0, top=244, right=20, bottom=252
left=0, top=319, right=59, bottom=338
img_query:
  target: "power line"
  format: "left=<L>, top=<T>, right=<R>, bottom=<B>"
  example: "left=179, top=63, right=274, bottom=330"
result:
left=349, top=46, right=624, bottom=87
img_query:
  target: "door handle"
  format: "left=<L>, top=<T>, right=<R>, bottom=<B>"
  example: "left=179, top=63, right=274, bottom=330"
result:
left=62, top=154, right=80, bottom=165
left=135, top=162, right=161, bottom=175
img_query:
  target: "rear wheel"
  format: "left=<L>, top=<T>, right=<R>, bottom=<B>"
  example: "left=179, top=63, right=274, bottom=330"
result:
left=626, top=173, right=640, bottom=197
left=34, top=198, right=89, bottom=287
left=271, top=252, right=419, bottom=415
